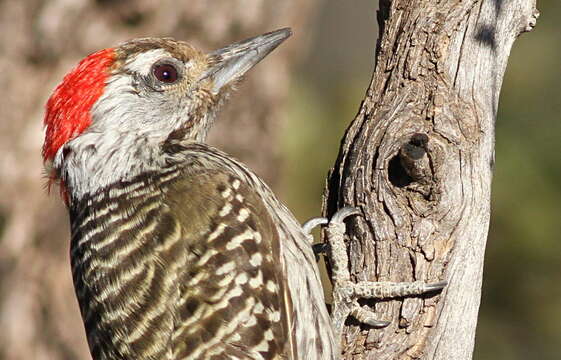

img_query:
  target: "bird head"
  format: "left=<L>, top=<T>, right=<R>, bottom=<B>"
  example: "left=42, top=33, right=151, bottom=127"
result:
left=42, top=28, right=291, bottom=199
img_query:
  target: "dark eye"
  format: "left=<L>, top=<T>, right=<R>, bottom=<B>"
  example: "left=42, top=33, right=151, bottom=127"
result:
left=153, top=63, right=179, bottom=84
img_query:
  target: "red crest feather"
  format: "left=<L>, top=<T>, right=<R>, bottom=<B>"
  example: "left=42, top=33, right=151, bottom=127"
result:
left=42, top=48, right=116, bottom=164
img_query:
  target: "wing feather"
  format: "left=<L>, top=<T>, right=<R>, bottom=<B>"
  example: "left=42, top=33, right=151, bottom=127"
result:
left=164, top=169, right=296, bottom=359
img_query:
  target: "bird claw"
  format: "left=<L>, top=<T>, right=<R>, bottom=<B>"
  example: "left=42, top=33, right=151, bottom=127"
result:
left=350, top=306, right=390, bottom=328
left=424, top=281, right=448, bottom=292
left=302, top=216, right=329, bottom=243
left=302, top=207, right=446, bottom=336
left=325, top=206, right=446, bottom=338
left=302, top=217, right=330, bottom=261
left=330, top=206, right=360, bottom=224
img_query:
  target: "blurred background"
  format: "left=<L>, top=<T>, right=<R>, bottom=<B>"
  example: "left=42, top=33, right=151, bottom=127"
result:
left=0, top=0, right=558, bottom=359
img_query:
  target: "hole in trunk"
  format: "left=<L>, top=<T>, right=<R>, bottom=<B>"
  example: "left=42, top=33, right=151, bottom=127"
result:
left=388, top=155, right=413, bottom=187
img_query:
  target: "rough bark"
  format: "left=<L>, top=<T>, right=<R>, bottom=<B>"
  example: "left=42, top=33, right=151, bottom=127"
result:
left=0, top=1, right=316, bottom=359
left=323, top=0, right=538, bottom=359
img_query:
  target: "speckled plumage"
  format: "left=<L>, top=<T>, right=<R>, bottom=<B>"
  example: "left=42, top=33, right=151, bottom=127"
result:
left=69, top=142, right=337, bottom=360
left=44, top=30, right=338, bottom=360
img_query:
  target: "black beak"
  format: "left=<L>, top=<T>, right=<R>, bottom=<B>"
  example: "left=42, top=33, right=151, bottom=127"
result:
left=202, top=28, right=292, bottom=94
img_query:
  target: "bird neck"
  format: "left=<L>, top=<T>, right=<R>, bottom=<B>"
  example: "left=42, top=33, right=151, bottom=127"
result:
left=52, top=97, right=223, bottom=203
left=55, top=129, right=168, bottom=202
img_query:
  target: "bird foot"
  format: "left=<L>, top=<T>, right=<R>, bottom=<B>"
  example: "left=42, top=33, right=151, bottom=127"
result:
left=325, top=207, right=446, bottom=339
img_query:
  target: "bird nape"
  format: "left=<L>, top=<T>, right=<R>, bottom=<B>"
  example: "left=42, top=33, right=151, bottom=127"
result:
left=42, top=28, right=445, bottom=360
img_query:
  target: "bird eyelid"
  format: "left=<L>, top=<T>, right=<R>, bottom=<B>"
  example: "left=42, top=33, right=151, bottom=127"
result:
left=151, top=58, right=184, bottom=84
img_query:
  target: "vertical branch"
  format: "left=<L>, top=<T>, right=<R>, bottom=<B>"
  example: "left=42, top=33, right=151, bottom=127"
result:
left=323, top=0, right=538, bottom=358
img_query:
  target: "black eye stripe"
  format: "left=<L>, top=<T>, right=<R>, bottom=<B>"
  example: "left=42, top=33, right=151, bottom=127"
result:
left=152, top=63, right=179, bottom=84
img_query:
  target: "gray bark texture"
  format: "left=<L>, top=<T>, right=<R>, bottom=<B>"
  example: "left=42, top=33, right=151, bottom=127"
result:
left=0, top=1, right=317, bottom=359
left=323, top=0, right=539, bottom=359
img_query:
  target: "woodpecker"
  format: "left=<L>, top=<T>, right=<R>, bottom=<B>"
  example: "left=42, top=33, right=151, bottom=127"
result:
left=42, top=28, right=335, bottom=360
left=43, top=28, right=445, bottom=360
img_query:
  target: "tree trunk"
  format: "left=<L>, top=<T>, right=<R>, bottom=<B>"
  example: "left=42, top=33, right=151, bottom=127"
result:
left=323, top=0, right=538, bottom=359
left=0, top=1, right=317, bottom=359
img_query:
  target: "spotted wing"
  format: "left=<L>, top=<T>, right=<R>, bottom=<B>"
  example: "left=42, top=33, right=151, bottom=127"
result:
left=165, top=169, right=295, bottom=360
